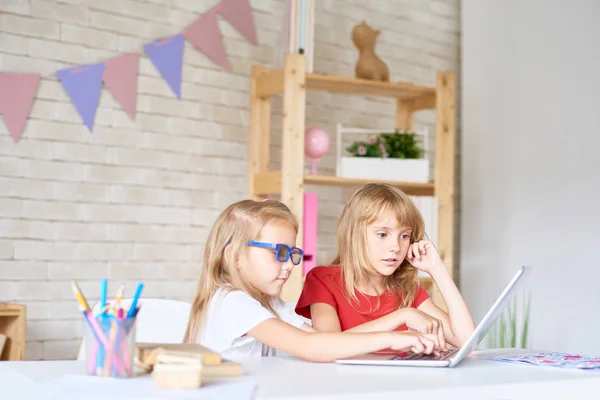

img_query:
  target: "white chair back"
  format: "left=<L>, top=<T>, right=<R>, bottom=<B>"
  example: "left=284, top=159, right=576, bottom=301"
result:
left=77, top=298, right=191, bottom=360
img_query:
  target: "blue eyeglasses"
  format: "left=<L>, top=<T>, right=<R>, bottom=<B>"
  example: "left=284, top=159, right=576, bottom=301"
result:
left=247, top=241, right=304, bottom=265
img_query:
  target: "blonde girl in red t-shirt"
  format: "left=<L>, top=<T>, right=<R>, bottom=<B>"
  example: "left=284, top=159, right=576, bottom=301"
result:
left=183, top=198, right=444, bottom=361
left=296, top=183, right=475, bottom=349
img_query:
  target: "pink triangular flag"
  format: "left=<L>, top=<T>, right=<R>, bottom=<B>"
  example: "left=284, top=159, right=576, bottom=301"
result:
left=103, top=53, right=139, bottom=120
left=218, top=0, right=258, bottom=46
left=0, top=73, right=41, bottom=143
left=182, top=10, right=231, bottom=70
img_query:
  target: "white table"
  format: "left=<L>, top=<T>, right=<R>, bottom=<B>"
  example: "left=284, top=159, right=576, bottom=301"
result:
left=1, top=349, right=599, bottom=399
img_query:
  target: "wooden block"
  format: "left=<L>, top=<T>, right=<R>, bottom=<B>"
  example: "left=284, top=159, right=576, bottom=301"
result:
left=136, top=342, right=221, bottom=366
left=152, top=364, right=203, bottom=389
left=152, top=351, right=203, bottom=389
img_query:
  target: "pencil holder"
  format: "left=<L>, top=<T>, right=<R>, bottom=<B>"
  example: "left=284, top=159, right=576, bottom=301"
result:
left=83, top=314, right=137, bottom=378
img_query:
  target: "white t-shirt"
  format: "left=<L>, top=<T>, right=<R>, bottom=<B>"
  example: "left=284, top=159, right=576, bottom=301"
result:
left=197, top=287, right=307, bottom=360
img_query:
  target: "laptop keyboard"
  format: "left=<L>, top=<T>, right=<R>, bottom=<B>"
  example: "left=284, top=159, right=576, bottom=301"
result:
left=394, top=348, right=458, bottom=361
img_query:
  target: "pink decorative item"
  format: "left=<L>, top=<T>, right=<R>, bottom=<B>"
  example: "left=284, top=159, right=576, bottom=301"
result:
left=0, top=72, right=41, bottom=143
left=304, top=126, right=330, bottom=175
left=103, top=53, right=139, bottom=120
left=302, top=192, right=318, bottom=276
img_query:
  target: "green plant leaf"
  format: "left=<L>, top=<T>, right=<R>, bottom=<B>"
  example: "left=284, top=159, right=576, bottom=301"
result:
left=483, top=287, right=532, bottom=350
left=487, top=319, right=497, bottom=348
left=347, top=131, right=425, bottom=159
left=499, top=311, right=506, bottom=348
left=510, top=299, right=517, bottom=348
left=521, top=290, right=531, bottom=348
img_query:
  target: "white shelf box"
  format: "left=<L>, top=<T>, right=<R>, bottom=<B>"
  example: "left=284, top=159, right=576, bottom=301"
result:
left=339, top=157, right=429, bottom=182
left=335, top=124, right=431, bottom=183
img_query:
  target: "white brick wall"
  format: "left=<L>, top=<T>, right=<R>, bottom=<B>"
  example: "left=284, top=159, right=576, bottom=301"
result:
left=0, top=0, right=459, bottom=360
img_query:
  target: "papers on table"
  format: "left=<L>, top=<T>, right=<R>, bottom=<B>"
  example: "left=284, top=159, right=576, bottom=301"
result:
left=490, top=352, right=600, bottom=370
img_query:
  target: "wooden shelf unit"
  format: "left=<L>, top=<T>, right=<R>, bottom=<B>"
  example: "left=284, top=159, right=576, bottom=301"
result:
left=0, top=303, right=26, bottom=360
left=248, top=54, right=456, bottom=307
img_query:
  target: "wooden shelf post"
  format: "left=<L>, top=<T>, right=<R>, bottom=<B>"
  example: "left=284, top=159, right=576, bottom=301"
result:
left=432, top=72, right=456, bottom=310
left=395, top=99, right=415, bottom=131
left=249, top=65, right=273, bottom=201
left=280, top=54, right=307, bottom=302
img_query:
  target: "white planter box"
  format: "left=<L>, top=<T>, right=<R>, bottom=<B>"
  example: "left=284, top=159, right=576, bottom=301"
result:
left=338, top=157, right=430, bottom=183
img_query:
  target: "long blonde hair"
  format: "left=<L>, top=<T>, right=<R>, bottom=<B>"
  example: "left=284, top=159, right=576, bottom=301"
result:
left=332, top=183, right=425, bottom=312
left=183, top=199, right=299, bottom=343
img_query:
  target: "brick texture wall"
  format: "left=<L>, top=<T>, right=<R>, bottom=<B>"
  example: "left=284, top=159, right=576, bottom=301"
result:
left=0, top=0, right=459, bottom=360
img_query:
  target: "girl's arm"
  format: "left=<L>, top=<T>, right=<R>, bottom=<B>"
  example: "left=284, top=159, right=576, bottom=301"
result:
left=310, top=302, right=447, bottom=350
left=407, top=240, right=476, bottom=348
left=416, top=263, right=475, bottom=348
left=247, top=318, right=439, bottom=363
left=310, top=303, right=414, bottom=332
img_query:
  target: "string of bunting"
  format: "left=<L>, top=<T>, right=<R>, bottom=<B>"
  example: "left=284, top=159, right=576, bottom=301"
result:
left=0, top=0, right=257, bottom=144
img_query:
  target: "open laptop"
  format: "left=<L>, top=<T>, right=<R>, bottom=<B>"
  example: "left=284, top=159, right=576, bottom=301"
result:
left=335, top=265, right=532, bottom=368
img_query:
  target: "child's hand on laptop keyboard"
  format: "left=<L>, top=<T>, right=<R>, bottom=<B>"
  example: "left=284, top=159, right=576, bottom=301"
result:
left=389, top=331, right=443, bottom=355
left=399, top=308, right=448, bottom=352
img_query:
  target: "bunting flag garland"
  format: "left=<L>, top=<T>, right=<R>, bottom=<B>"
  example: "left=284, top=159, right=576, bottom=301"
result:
left=0, top=0, right=258, bottom=143
left=0, top=73, right=41, bottom=143
left=56, top=63, right=105, bottom=133
left=144, top=34, right=185, bottom=99
left=182, top=9, right=231, bottom=70
left=103, top=53, right=140, bottom=120
left=218, top=0, right=258, bottom=46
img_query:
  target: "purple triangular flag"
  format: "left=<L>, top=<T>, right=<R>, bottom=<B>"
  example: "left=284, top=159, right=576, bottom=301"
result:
left=56, top=63, right=105, bottom=132
left=144, top=34, right=184, bottom=99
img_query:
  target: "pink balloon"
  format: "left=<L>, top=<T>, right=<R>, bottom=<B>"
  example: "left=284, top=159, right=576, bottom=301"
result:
left=305, top=127, right=330, bottom=174
left=305, top=127, right=330, bottom=158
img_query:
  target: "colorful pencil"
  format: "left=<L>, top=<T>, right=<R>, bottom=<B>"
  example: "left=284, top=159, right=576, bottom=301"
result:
left=116, top=284, right=124, bottom=319
left=100, top=279, right=108, bottom=315
left=71, top=281, right=91, bottom=312
left=104, top=318, right=118, bottom=377
left=126, top=283, right=144, bottom=318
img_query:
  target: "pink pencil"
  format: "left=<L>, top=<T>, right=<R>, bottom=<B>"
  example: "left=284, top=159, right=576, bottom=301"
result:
left=88, top=341, right=98, bottom=374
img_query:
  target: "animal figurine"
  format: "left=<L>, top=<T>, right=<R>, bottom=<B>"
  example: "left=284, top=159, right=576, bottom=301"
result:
left=351, top=20, right=389, bottom=82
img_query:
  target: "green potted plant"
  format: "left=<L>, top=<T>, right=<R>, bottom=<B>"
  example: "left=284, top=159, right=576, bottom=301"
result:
left=337, top=128, right=429, bottom=182
left=485, top=289, right=531, bottom=349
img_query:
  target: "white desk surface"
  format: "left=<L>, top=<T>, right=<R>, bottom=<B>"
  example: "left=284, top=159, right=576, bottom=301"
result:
left=1, top=349, right=599, bottom=399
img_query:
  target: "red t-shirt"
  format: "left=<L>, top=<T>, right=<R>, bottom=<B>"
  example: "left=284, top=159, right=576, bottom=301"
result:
left=295, top=265, right=430, bottom=331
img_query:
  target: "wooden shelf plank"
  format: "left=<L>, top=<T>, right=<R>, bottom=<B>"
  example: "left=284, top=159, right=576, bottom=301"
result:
left=251, top=172, right=434, bottom=197
left=304, top=175, right=434, bottom=197
left=252, top=66, right=437, bottom=106
left=306, top=73, right=436, bottom=101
